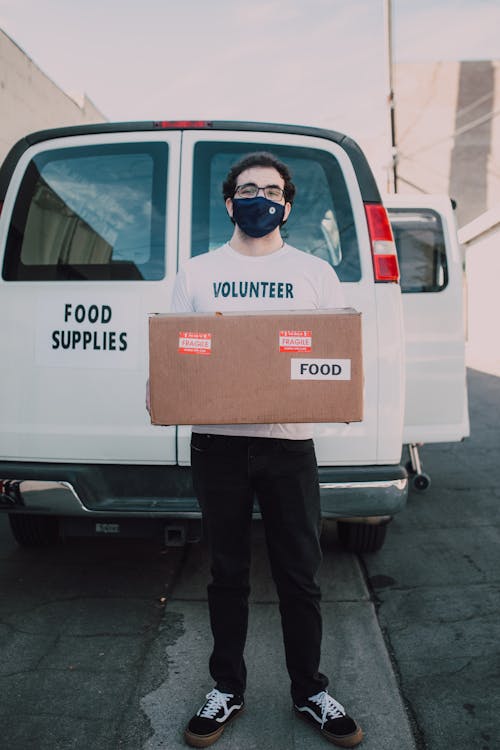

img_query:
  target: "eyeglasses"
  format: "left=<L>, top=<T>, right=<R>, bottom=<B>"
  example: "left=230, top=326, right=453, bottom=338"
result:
left=234, top=183, right=285, bottom=201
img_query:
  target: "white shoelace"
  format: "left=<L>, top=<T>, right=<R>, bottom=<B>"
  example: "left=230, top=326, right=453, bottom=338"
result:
left=309, top=691, right=346, bottom=728
left=198, top=689, right=233, bottom=719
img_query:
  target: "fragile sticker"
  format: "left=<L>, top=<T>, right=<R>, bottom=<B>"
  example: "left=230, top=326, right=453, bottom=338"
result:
left=279, top=330, right=312, bottom=352
left=178, top=331, right=212, bottom=355
left=290, top=358, right=351, bottom=380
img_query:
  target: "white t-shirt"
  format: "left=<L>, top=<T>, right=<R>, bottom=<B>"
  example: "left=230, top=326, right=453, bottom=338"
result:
left=171, top=242, right=346, bottom=439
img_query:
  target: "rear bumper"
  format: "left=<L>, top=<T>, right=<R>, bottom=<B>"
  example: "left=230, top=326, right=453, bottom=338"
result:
left=318, top=464, right=408, bottom=518
left=0, top=462, right=408, bottom=520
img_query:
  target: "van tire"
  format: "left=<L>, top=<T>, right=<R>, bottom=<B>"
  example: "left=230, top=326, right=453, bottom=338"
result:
left=8, top=514, right=59, bottom=547
left=337, top=520, right=388, bottom=554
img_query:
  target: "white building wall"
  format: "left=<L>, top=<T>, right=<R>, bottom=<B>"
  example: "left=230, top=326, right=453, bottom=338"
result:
left=458, top=210, right=500, bottom=376
left=0, top=29, right=106, bottom=165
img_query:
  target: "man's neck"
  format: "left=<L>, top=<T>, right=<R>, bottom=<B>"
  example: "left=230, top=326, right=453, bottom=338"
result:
left=228, top=228, right=285, bottom=256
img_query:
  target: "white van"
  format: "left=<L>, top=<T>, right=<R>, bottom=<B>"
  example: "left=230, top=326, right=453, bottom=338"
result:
left=0, top=121, right=469, bottom=552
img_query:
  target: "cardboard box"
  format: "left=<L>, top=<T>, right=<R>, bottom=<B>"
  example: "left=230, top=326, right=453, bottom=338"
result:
left=149, top=309, right=363, bottom=425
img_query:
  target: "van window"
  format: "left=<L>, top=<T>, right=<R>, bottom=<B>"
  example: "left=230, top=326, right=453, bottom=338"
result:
left=388, top=208, right=448, bottom=293
left=191, top=142, right=361, bottom=282
left=2, top=142, right=168, bottom=281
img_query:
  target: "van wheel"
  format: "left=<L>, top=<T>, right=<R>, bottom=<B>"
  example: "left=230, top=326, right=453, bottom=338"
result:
left=8, top=514, right=59, bottom=547
left=337, top=520, right=389, bottom=554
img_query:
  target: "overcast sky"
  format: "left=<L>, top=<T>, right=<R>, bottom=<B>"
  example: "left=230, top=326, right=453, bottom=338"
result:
left=1, top=0, right=499, bottom=179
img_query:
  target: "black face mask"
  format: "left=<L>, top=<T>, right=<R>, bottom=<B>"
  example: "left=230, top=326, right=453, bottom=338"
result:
left=231, top=196, right=285, bottom=238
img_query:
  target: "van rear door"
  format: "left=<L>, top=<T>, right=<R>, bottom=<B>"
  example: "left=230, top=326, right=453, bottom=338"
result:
left=385, top=194, right=469, bottom=443
left=0, top=131, right=181, bottom=464
left=175, top=128, right=405, bottom=467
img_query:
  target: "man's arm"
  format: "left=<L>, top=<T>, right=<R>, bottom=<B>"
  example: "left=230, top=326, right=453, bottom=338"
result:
left=321, top=264, right=346, bottom=309
left=171, top=267, right=195, bottom=313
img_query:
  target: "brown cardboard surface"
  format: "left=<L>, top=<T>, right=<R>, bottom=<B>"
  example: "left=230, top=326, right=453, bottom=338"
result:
left=149, top=309, right=363, bottom=425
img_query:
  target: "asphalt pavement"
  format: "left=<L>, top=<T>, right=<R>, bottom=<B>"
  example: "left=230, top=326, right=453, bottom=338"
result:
left=0, top=366, right=498, bottom=749
left=0, top=526, right=186, bottom=749
left=362, top=367, right=500, bottom=750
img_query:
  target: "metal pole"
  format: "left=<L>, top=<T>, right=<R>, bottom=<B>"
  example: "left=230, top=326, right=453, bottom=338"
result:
left=384, top=0, right=398, bottom=192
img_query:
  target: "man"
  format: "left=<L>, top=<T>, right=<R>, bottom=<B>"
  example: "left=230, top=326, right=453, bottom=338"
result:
left=171, top=152, right=363, bottom=748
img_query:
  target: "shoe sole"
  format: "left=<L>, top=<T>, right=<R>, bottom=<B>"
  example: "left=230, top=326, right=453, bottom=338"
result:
left=294, top=707, right=364, bottom=747
left=184, top=707, right=244, bottom=748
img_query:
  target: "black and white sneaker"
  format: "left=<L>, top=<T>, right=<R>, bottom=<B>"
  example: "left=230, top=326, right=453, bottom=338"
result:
left=184, top=688, right=244, bottom=747
left=294, top=690, right=363, bottom=747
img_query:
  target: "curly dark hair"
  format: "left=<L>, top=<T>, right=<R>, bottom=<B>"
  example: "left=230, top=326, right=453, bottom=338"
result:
left=222, top=152, right=296, bottom=204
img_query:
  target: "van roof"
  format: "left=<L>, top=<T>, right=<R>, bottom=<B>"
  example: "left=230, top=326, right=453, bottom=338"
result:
left=0, top=120, right=381, bottom=203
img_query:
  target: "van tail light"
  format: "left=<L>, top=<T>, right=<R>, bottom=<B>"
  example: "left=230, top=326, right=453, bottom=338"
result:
left=364, top=203, right=400, bottom=283
left=0, top=200, right=3, bottom=216
left=153, top=120, right=211, bottom=129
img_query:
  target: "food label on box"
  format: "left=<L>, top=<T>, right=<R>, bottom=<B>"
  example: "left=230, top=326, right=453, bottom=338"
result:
left=178, top=331, right=212, bottom=355
left=279, top=330, right=312, bottom=352
left=290, top=358, right=351, bottom=380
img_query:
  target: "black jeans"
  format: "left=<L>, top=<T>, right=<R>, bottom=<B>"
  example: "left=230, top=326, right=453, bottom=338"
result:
left=190, top=432, right=329, bottom=703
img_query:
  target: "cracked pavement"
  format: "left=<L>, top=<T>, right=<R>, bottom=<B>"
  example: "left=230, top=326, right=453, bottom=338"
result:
left=362, top=368, right=500, bottom=750
left=0, top=533, right=186, bottom=749
left=0, top=368, right=498, bottom=749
